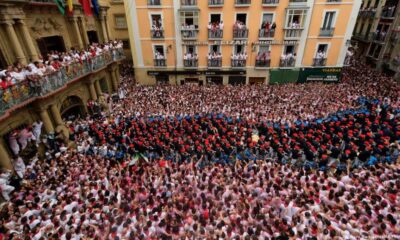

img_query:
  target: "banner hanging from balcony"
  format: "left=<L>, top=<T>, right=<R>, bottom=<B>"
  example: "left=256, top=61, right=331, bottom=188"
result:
left=91, top=0, right=100, bottom=17
left=53, top=0, right=65, bottom=15
left=80, top=0, right=93, bottom=16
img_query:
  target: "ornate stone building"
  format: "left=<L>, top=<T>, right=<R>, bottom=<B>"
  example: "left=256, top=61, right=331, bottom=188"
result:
left=0, top=0, right=125, bottom=169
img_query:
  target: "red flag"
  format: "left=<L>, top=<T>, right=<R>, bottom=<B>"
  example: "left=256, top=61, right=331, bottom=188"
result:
left=79, top=0, right=93, bottom=16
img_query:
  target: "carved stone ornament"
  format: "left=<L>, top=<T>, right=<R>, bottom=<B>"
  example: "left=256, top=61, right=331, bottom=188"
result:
left=30, top=18, right=63, bottom=35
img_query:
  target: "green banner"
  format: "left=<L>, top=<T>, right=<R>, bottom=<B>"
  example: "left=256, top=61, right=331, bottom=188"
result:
left=297, top=67, right=342, bottom=83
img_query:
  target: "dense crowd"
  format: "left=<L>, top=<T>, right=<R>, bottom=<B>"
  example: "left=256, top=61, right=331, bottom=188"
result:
left=0, top=60, right=399, bottom=239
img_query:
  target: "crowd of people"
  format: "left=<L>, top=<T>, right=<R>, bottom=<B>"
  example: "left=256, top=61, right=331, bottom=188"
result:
left=259, top=21, right=276, bottom=38
left=0, top=59, right=399, bottom=239
left=280, top=52, right=297, bottom=67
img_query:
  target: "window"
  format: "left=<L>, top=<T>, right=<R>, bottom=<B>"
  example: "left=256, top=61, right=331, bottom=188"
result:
left=186, top=45, right=196, bottom=54
left=261, top=13, right=274, bottom=27
left=151, top=14, right=163, bottom=28
left=322, top=11, right=335, bottom=29
left=122, top=40, right=130, bottom=49
left=286, top=9, right=307, bottom=28
left=259, top=45, right=270, bottom=53
left=210, top=14, right=221, bottom=23
left=210, top=45, right=221, bottom=53
left=234, top=45, right=245, bottom=54
left=316, top=44, right=328, bottom=55
left=284, top=45, right=296, bottom=54
left=236, top=13, right=247, bottom=24
left=114, top=15, right=127, bottom=29
left=180, top=11, right=199, bottom=27
left=154, top=45, right=165, bottom=56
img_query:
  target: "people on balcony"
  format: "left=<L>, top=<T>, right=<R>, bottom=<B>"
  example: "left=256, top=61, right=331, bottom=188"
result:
left=314, top=50, right=327, bottom=66
left=183, top=52, right=199, bottom=67
left=151, top=19, right=163, bottom=38
left=260, top=21, right=276, bottom=38
left=381, top=5, right=396, bottom=17
left=280, top=52, right=296, bottom=67
left=256, top=51, right=271, bottom=66
left=0, top=40, right=124, bottom=107
left=344, top=49, right=354, bottom=65
left=181, top=23, right=197, bottom=38
left=233, top=20, right=247, bottom=38
left=231, top=52, right=248, bottom=67
left=374, top=30, right=387, bottom=41
left=208, top=52, right=222, bottom=67
left=154, top=51, right=166, bottom=66
left=207, top=21, right=224, bottom=38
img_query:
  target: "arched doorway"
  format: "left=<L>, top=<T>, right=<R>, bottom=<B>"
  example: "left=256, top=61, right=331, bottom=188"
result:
left=60, top=96, right=86, bottom=121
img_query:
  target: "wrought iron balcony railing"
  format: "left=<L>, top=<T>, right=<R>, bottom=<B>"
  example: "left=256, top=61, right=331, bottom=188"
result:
left=208, top=0, right=224, bottom=6
left=181, top=29, right=199, bottom=39
left=235, top=0, right=251, bottom=5
left=313, top=58, right=327, bottom=66
left=255, top=59, right=271, bottom=68
left=151, top=30, right=164, bottom=39
left=280, top=58, right=296, bottom=67
left=259, top=29, right=275, bottom=38
left=320, top=28, right=335, bottom=37
left=262, top=0, right=279, bottom=5
left=154, top=59, right=166, bottom=67
left=231, top=59, right=247, bottom=68
left=0, top=49, right=125, bottom=116
left=183, top=59, right=199, bottom=68
left=208, top=59, right=222, bottom=68
left=181, top=0, right=197, bottom=6
left=148, top=0, right=161, bottom=5
left=233, top=28, right=248, bottom=39
left=208, top=29, right=223, bottom=39
left=284, top=28, right=304, bottom=39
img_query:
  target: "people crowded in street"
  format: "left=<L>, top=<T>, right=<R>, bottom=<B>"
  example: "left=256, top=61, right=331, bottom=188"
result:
left=0, top=59, right=399, bottom=239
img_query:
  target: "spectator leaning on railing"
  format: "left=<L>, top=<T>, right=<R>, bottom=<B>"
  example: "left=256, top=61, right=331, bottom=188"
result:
left=231, top=52, right=248, bottom=67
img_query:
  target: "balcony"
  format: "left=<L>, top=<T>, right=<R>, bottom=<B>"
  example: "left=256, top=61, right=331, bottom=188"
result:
left=284, top=28, right=303, bottom=39
left=259, top=29, right=275, bottom=39
left=0, top=49, right=125, bottom=116
left=208, top=0, right=224, bottom=6
left=233, top=28, right=248, bottom=39
left=262, top=0, right=279, bottom=6
left=327, top=0, right=341, bottom=2
left=231, top=59, right=246, bottom=68
left=151, top=30, right=164, bottom=39
left=358, top=9, right=376, bottom=18
left=280, top=58, right=296, bottom=67
left=208, top=29, right=223, bottom=39
left=352, top=32, right=372, bottom=42
left=381, top=8, right=396, bottom=18
left=181, top=0, right=197, bottom=6
left=255, top=59, right=271, bottom=68
left=181, top=29, right=199, bottom=40
left=371, top=32, right=388, bottom=43
left=313, top=58, right=327, bottom=66
left=208, top=58, right=222, bottom=68
left=183, top=59, right=198, bottom=68
left=235, top=0, right=251, bottom=6
left=148, top=0, right=161, bottom=5
left=320, top=28, right=335, bottom=37
left=154, top=59, right=166, bottom=67
left=289, top=0, right=307, bottom=3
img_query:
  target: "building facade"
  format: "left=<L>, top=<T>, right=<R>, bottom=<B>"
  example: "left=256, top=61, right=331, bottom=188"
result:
left=351, top=0, right=400, bottom=80
left=107, top=0, right=133, bottom=60
left=125, top=0, right=361, bottom=85
left=0, top=0, right=125, bottom=169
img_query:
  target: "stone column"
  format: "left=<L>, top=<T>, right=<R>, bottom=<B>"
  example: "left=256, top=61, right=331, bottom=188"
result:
left=88, top=82, right=98, bottom=100
left=0, top=138, right=13, bottom=170
left=16, top=19, right=39, bottom=62
left=50, top=104, right=63, bottom=126
left=110, top=69, right=118, bottom=91
left=99, top=16, right=109, bottom=42
left=94, top=80, right=102, bottom=96
left=70, top=17, right=84, bottom=49
left=39, top=108, right=54, bottom=133
left=79, top=17, right=89, bottom=47
left=3, top=20, right=26, bottom=64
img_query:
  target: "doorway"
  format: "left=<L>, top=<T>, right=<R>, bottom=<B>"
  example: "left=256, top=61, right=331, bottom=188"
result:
left=60, top=96, right=86, bottom=121
left=87, top=31, right=99, bottom=44
left=228, top=76, right=246, bottom=85
left=206, top=76, right=223, bottom=85
left=249, top=77, right=265, bottom=85
left=36, top=36, right=66, bottom=57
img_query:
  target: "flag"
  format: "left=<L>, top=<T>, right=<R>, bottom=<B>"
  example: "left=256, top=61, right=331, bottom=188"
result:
left=53, top=0, right=65, bottom=15
left=91, top=0, right=100, bottom=17
left=67, top=0, right=73, bottom=14
left=79, top=0, right=93, bottom=16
